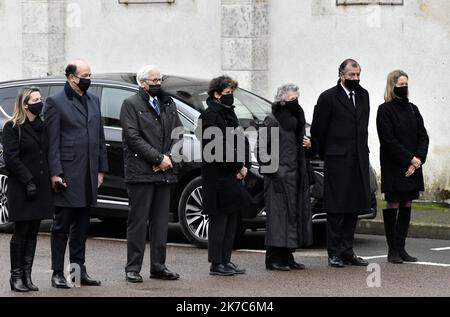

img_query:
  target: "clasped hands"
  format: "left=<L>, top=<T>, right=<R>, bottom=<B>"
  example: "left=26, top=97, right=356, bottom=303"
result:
left=405, top=156, right=422, bottom=177
left=153, top=155, right=173, bottom=173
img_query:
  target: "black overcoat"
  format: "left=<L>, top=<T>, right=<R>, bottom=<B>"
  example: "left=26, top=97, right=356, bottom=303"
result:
left=258, top=104, right=313, bottom=248
left=44, top=83, right=109, bottom=208
left=2, top=119, right=53, bottom=221
left=199, top=98, right=251, bottom=216
left=376, top=99, right=429, bottom=193
left=311, top=82, right=371, bottom=214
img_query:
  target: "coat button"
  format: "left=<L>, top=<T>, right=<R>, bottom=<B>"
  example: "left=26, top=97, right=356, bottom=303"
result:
left=40, top=171, right=44, bottom=175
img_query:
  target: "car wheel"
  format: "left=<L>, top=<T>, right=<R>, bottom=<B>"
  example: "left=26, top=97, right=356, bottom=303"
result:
left=0, top=171, right=13, bottom=232
left=178, top=176, right=208, bottom=248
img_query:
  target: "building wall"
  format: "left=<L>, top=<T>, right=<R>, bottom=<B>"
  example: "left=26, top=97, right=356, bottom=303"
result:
left=269, top=0, right=450, bottom=200
left=0, top=0, right=22, bottom=81
left=65, top=0, right=222, bottom=80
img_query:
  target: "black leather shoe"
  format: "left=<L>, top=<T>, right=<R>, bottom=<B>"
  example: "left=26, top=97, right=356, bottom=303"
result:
left=328, top=256, right=344, bottom=268
left=286, top=260, right=306, bottom=270
left=126, top=272, right=143, bottom=283
left=150, top=268, right=180, bottom=280
left=343, top=255, right=369, bottom=267
left=224, top=262, right=246, bottom=274
left=210, top=264, right=235, bottom=276
left=265, top=262, right=290, bottom=271
left=51, top=272, right=71, bottom=289
left=80, top=271, right=101, bottom=286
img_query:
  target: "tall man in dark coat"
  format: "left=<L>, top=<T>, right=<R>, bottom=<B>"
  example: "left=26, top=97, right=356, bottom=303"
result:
left=311, top=59, right=371, bottom=268
left=120, top=65, right=183, bottom=283
left=45, top=60, right=109, bottom=288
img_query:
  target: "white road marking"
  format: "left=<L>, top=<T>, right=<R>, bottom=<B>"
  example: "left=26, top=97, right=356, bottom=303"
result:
left=362, top=255, right=387, bottom=260
left=409, top=262, right=450, bottom=268
left=431, top=247, right=450, bottom=251
left=361, top=254, right=450, bottom=267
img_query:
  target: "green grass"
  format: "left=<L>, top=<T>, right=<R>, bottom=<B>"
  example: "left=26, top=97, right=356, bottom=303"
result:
left=377, top=200, right=450, bottom=212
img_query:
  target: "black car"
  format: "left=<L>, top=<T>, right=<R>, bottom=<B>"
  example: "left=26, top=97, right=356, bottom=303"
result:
left=0, top=74, right=378, bottom=247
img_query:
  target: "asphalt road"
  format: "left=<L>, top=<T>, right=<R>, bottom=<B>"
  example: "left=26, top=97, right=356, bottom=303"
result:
left=0, top=220, right=449, bottom=297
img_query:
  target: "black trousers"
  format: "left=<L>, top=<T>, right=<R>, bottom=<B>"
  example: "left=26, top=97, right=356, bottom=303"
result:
left=126, top=183, right=170, bottom=273
left=11, top=220, right=41, bottom=243
left=326, top=213, right=359, bottom=258
left=265, top=247, right=296, bottom=265
left=208, top=212, right=238, bottom=264
left=51, top=206, right=90, bottom=272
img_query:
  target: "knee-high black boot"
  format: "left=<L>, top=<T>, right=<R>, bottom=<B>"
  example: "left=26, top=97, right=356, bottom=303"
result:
left=382, top=209, right=403, bottom=264
left=23, top=239, right=39, bottom=291
left=10, top=242, right=29, bottom=292
left=396, top=207, right=418, bottom=262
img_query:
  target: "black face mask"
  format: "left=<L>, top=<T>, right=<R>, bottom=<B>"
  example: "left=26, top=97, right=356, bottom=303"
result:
left=147, top=84, right=162, bottom=97
left=75, top=77, right=91, bottom=92
left=394, top=86, right=408, bottom=99
left=220, top=94, right=234, bottom=107
left=344, top=79, right=360, bottom=91
left=285, top=99, right=300, bottom=114
left=27, top=101, right=43, bottom=116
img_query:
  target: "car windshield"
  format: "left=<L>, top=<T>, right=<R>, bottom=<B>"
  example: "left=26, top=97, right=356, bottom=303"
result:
left=165, top=85, right=272, bottom=128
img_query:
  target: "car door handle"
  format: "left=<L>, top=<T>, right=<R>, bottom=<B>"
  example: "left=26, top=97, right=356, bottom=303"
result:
left=105, top=143, right=111, bottom=147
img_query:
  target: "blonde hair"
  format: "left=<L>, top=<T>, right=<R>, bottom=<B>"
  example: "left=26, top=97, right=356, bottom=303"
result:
left=384, top=70, right=409, bottom=103
left=11, top=86, right=42, bottom=126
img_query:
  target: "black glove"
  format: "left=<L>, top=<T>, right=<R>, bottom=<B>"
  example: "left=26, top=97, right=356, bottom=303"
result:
left=26, top=181, right=37, bottom=199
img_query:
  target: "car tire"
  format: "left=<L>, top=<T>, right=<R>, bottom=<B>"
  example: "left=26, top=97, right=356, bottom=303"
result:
left=178, top=176, right=246, bottom=249
left=178, top=176, right=208, bottom=248
left=0, top=170, right=13, bottom=233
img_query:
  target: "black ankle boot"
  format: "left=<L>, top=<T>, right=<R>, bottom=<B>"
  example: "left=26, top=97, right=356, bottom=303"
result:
left=23, top=239, right=39, bottom=291
left=396, top=207, right=418, bottom=262
left=383, top=209, right=403, bottom=264
left=10, top=242, right=29, bottom=292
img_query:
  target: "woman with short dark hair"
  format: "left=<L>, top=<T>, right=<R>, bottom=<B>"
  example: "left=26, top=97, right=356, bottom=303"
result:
left=200, top=75, right=251, bottom=276
left=377, top=70, right=429, bottom=264
left=2, top=87, right=53, bottom=292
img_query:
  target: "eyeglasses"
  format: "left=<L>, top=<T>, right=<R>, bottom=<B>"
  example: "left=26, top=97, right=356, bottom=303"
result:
left=146, top=78, right=163, bottom=84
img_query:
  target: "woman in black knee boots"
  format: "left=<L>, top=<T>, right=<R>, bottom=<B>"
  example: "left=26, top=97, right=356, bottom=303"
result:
left=2, top=87, right=54, bottom=291
left=376, top=70, right=429, bottom=264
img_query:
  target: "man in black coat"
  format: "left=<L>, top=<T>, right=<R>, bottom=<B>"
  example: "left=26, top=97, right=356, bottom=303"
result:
left=120, top=65, right=183, bottom=283
left=45, top=60, right=109, bottom=288
left=311, top=59, right=371, bottom=268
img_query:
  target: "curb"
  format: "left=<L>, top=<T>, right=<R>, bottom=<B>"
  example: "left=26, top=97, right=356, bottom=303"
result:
left=356, top=220, right=450, bottom=241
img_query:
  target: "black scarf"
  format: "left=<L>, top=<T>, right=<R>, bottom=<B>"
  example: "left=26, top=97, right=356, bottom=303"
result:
left=28, top=117, right=44, bottom=132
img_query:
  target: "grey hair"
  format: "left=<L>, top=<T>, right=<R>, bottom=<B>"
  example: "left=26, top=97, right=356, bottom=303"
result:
left=136, top=65, right=159, bottom=87
left=274, top=84, right=299, bottom=104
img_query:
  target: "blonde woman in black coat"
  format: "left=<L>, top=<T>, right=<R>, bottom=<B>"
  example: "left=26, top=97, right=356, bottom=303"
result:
left=2, top=87, right=53, bottom=292
left=376, top=70, right=429, bottom=264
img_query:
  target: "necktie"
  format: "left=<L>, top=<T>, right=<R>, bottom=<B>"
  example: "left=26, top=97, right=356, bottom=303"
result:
left=152, top=98, right=161, bottom=116
left=349, top=92, right=355, bottom=108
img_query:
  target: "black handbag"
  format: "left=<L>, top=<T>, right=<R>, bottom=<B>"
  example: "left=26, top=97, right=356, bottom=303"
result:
left=216, top=175, right=252, bottom=214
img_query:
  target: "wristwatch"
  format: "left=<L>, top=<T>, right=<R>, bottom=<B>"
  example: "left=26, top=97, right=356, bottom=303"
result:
left=156, top=153, right=164, bottom=164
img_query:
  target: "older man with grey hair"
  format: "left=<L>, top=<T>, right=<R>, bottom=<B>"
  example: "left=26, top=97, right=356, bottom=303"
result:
left=120, top=65, right=183, bottom=283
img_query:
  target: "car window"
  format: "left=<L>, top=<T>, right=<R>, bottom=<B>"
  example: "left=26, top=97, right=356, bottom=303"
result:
left=101, top=87, right=136, bottom=128
left=170, top=87, right=271, bottom=127
left=49, top=85, right=64, bottom=96
left=0, top=85, right=49, bottom=117
left=0, top=87, right=20, bottom=116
